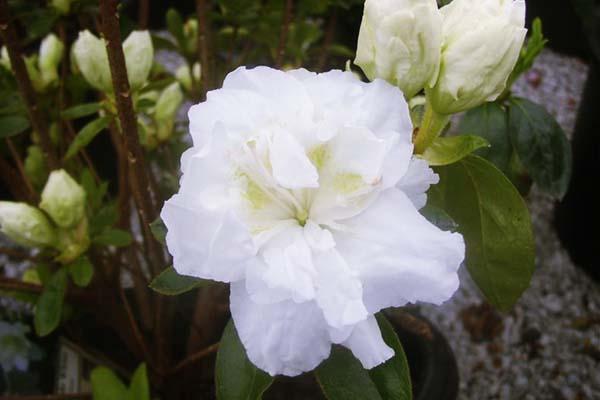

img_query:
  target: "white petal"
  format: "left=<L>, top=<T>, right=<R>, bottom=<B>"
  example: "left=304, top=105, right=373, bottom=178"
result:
left=397, top=158, right=439, bottom=209
left=161, top=194, right=255, bottom=282
left=269, top=130, right=319, bottom=189
left=314, top=249, right=368, bottom=329
left=230, top=282, right=331, bottom=377
left=335, top=188, right=464, bottom=312
left=342, top=315, right=394, bottom=369
left=303, top=221, right=335, bottom=251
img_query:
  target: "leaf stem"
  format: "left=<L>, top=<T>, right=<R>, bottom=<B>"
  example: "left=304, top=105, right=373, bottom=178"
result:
left=413, top=98, right=450, bottom=154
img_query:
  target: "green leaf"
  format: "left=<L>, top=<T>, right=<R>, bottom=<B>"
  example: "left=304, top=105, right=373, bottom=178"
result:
left=166, top=9, right=185, bottom=49
left=91, top=367, right=128, bottom=400
left=215, top=320, right=274, bottom=400
left=315, top=347, right=383, bottom=400
left=431, top=155, right=535, bottom=311
left=67, top=256, right=94, bottom=287
left=508, top=98, right=572, bottom=199
left=151, top=34, right=178, bottom=52
left=0, top=116, right=30, bottom=138
left=93, top=229, right=133, bottom=248
left=508, top=18, right=548, bottom=87
left=369, top=314, right=412, bottom=400
left=149, top=217, right=167, bottom=244
left=421, top=135, right=490, bottom=166
left=149, top=266, right=210, bottom=296
left=34, top=268, right=67, bottom=336
left=64, top=116, right=111, bottom=160
left=89, top=203, right=119, bottom=236
left=420, top=205, right=458, bottom=232
left=458, top=103, right=512, bottom=173
left=61, top=102, right=102, bottom=120
left=128, top=364, right=150, bottom=400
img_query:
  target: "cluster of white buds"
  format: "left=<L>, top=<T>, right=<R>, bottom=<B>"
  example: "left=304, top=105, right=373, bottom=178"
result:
left=72, top=30, right=153, bottom=93
left=1, top=33, right=64, bottom=93
left=356, top=0, right=526, bottom=115
left=0, top=170, right=89, bottom=264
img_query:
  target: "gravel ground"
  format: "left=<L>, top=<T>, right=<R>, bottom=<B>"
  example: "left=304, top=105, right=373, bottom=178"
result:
left=420, top=50, right=600, bottom=400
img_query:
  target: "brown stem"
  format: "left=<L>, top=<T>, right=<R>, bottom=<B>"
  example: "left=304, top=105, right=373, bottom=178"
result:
left=0, top=394, right=92, bottom=400
left=5, top=137, right=36, bottom=203
left=0, top=246, right=45, bottom=262
left=317, top=10, right=337, bottom=71
left=0, top=0, right=58, bottom=169
left=195, top=0, right=212, bottom=95
left=118, top=282, right=155, bottom=369
left=0, top=155, right=29, bottom=201
left=0, top=277, right=43, bottom=293
left=107, top=120, right=130, bottom=228
left=137, top=0, right=149, bottom=29
left=169, top=342, right=219, bottom=375
left=275, top=0, right=293, bottom=67
left=98, top=0, right=163, bottom=272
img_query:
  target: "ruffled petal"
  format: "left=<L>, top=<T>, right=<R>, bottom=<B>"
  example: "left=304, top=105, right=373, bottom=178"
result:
left=335, top=188, right=464, bottom=312
left=161, top=194, right=255, bottom=282
left=341, top=315, right=394, bottom=369
left=269, top=130, right=319, bottom=189
left=230, top=282, right=331, bottom=377
left=397, top=158, right=440, bottom=209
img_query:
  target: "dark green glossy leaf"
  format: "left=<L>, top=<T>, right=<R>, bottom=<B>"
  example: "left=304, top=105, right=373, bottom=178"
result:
left=421, top=135, right=489, bottom=166
left=0, top=116, right=30, bottom=138
left=149, top=217, right=167, bottom=244
left=369, top=314, right=412, bottom=400
left=216, top=320, right=274, bottom=400
left=316, top=347, right=383, bottom=400
left=420, top=205, right=458, bottom=232
left=508, top=98, right=572, bottom=199
left=431, top=155, right=535, bottom=311
left=149, top=266, right=210, bottom=296
left=89, top=203, right=119, bottom=236
left=64, top=116, right=111, bottom=160
left=458, top=103, right=512, bottom=173
left=61, top=102, right=102, bottom=120
left=91, top=367, right=128, bottom=400
left=93, top=229, right=132, bottom=248
left=68, top=256, right=94, bottom=287
left=128, top=364, right=150, bottom=400
left=34, top=268, right=67, bottom=336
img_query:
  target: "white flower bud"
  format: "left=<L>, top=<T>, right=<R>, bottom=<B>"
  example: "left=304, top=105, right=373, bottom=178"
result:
left=72, top=30, right=112, bottom=92
left=175, top=62, right=201, bottom=92
left=123, top=30, right=154, bottom=91
left=154, top=82, right=183, bottom=141
left=355, top=0, right=442, bottom=99
left=39, top=170, right=86, bottom=229
left=428, top=0, right=527, bottom=114
left=73, top=30, right=153, bottom=93
left=0, top=202, right=56, bottom=248
left=52, top=0, right=72, bottom=15
left=183, top=18, right=198, bottom=55
left=38, top=33, right=64, bottom=88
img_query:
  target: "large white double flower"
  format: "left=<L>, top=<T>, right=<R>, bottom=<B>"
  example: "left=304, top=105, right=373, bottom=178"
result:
left=161, top=67, right=465, bottom=376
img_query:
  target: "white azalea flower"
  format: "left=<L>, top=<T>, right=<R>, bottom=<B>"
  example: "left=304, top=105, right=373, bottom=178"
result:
left=162, top=66, right=465, bottom=376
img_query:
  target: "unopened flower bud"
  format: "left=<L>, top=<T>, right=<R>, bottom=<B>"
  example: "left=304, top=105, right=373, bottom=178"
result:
left=123, top=30, right=154, bottom=91
left=0, top=202, right=56, bottom=248
left=38, top=33, right=64, bottom=89
left=428, top=0, right=527, bottom=114
left=355, top=0, right=442, bottom=99
left=155, top=82, right=183, bottom=141
left=183, top=18, right=198, bottom=55
left=24, top=56, right=45, bottom=93
left=39, top=170, right=86, bottom=229
left=175, top=62, right=201, bottom=92
left=72, top=30, right=112, bottom=92
left=56, top=217, right=90, bottom=264
left=52, top=0, right=72, bottom=15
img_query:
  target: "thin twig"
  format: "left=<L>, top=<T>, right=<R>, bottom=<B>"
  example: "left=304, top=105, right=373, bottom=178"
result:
left=0, top=0, right=58, bottom=169
left=317, top=9, right=337, bottom=71
left=169, top=342, right=219, bottom=375
left=0, top=246, right=45, bottom=262
left=275, top=0, right=293, bottom=67
left=5, top=138, right=36, bottom=203
left=0, top=394, right=92, bottom=400
left=137, top=0, right=149, bottom=29
left=118, top=282, right=154, bottom=369
left=0, top=277, right=43, bottom=293
left=0, top=156, right=29, bottom=200
left=195, top=0, right=212, bottom=95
